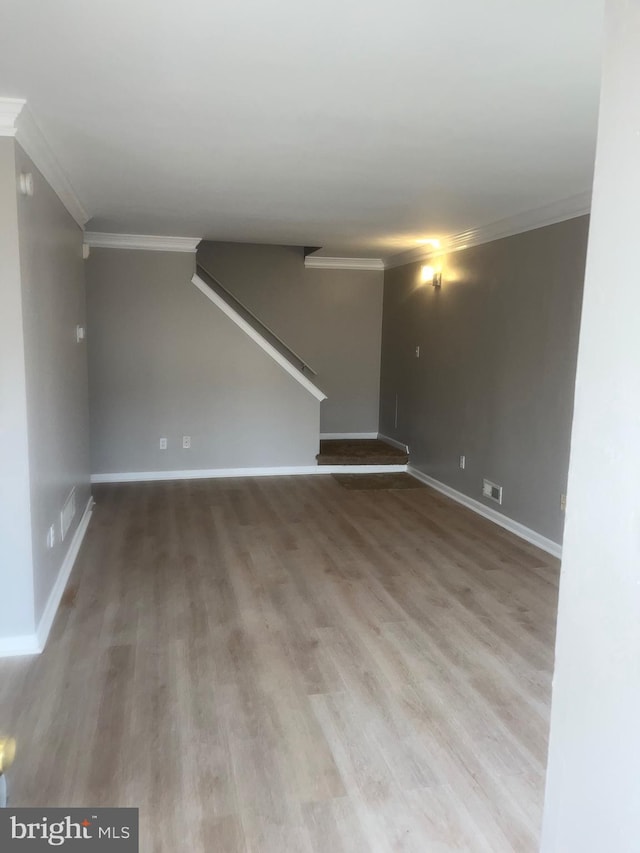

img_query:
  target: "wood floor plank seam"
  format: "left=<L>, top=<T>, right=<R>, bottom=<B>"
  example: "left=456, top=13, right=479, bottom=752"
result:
left=0, top=476, right=559, bottom=852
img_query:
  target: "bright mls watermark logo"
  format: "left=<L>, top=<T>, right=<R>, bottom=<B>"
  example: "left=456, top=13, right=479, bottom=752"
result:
left=0, top=808, right=138, bottom=850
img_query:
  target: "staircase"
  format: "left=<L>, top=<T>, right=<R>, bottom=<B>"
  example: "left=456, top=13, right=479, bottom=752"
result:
left=192, top=264, right=326, bottom=402
left=191, top=260, right=407, bottom=475
left=195, top=263, right=318, bottom=377
left=316, top=438, right=408, bottom=468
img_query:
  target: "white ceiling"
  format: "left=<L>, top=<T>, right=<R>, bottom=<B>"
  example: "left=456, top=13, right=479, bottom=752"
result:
left=0, top=0, right=603, bottom=259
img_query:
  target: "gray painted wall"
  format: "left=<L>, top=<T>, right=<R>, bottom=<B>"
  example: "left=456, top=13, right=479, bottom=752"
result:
left=0, top=138, right=35, bottom=639
left=0, top=138, right=90, bottom=645
left=379, top=216, right=589, bottom=544
left=15, top=144, right=91, bottom=624
left=197, top=242, right=384, bottom=434
left=86, top=248, right=320, bottom=474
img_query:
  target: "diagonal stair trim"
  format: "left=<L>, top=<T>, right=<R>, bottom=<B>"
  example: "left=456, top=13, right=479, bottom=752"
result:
left=191, top=273, right=327, bottom=401
left=196, top=263, right=317, bottom=376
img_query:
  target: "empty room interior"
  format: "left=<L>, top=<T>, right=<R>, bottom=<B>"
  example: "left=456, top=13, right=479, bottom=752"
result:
left=1, top=0, right=639, bottom=851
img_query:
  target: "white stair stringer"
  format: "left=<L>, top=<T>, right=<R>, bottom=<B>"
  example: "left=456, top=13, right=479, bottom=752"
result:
left=191, top=273, right=326, bottom=401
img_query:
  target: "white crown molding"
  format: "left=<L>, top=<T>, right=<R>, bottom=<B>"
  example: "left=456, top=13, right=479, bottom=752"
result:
left=91, top=464, right=407, bottom=483
left=407, top=466, right=562, bottom=558
left=442, top=191, right=592, bottom=255
left=305, top=256, right=385, bottom=271
left=192, top=273, right=327, bottom=401
left=16, top=107, right=91, bottom=227
left=0, top=97, right=26, bottom=136
left=384, top=191, right=592, bottom=269
left=0, top=96, right=89, bottom=227
left=384, top=244, right=446, bottom=270
left=85, top=232, right=202, bottom=252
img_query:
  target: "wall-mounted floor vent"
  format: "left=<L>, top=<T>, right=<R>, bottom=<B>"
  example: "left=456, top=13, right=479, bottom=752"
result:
left=60, top=488, right=76, bottom=542
left=482, top=478, right=503, bottom=505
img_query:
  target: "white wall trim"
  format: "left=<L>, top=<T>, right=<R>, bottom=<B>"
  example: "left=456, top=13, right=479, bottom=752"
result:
left=0, top=97, right=26, bottom=136
left=36, top=496, right=94, bottom=652
left=384, top=191, right=592, bottom=269
left=91, top=464, right=407, bottom=484
left=320, top=432, right=379, bottom=440
left=192, top=273, right=327, bottom=401
left=305, top=256, right=385, bottom=271
left=85, top=232, right=202, bottom=253
left=0, top=497, right=94, bottom=658
left=378, top=433, right=410, bottom=453
left=0, top=632, right=41, bottom=657
left=407, top=466, right=562, bottom=558
left=0, top=97, right=89, bottom=227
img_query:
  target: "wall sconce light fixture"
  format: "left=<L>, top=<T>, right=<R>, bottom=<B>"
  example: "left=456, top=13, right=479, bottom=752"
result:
left=421, top=265, right=442, bottom=288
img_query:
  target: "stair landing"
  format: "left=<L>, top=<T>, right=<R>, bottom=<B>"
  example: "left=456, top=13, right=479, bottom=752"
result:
left=316, top=438, right=408, bottom=466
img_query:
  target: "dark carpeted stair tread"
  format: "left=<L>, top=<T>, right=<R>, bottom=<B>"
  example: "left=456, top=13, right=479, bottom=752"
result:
left=332, top=472, right=423, bottom=490
left=316, top=439, right=408, bottom=466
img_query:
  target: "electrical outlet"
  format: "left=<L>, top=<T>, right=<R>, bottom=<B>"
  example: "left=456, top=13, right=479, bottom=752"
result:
left=560, top=493, right=567, bottom=512
left=482, top=478, right=503, bottom=505
left=459, top=455, right=466, bottom=470
left=182, top=435, right=191, bottom=449
left=46, top=524, right=56, bottom=550
left=415, top=346, right=420, bottom=358
left=159, top=437, right=168, bottom=450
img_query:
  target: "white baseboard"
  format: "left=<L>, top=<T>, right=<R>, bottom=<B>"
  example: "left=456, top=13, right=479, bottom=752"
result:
left=36, top=496, right=95, bottom=651
left=92, top=466, right=321, bottom=483
left=91, top=464, right=408, bottom=484
left=0, top=633, right=41, bottom=657
left=319, top=464, right=407, bottom=474
left=320, top=432, right=379, bottom=440
left=407, top=466, right=562, bottom=558
left=378, top=433, right=410, bottom=453
left=0, top=496, right=94, bottom=658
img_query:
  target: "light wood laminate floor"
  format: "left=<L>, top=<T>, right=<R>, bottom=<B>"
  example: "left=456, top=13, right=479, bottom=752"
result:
left=0, top=476, right=560, bottom=852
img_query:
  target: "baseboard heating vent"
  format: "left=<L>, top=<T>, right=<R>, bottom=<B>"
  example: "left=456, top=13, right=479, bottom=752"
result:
left=482, top=479, right=503, bottom=505
left=60, top=488, right=76, bottom=542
